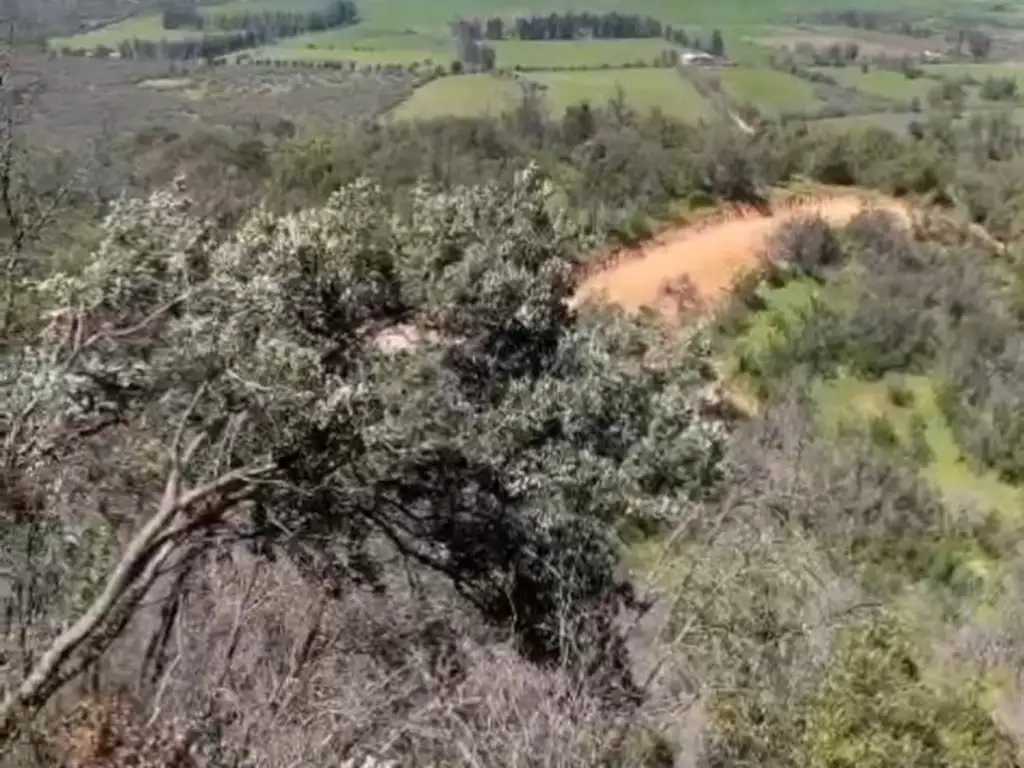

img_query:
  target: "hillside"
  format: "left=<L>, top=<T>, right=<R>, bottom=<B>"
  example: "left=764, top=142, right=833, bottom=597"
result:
left=7, top=1, right=1024, bottom=767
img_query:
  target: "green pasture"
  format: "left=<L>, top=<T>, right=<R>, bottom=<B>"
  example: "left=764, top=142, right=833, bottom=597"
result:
left=390, top=74, right=522, bottom=120
left=526, top=68, right=714, bottom=121
left=719, top=66, right=821, bottom=113
left=822, top=67, right=940, bottom=102
left=492, top=39, right=676, bottom=69
left=253, top=30, right=452, bottom=65
left=811, top=112, right=918, bottom=133
left=924, top=62, right=1024, bottom=82
left=350, top=0, right=981, bottom=30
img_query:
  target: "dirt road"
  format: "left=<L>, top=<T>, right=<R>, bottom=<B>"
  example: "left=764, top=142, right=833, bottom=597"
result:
left=574, top=195, right=911, bottom=315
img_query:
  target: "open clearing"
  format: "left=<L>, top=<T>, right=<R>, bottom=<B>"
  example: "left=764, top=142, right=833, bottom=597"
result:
left=393, top=70, right=711, bottom=122
left=574, top=194, right=911, bottom=314
left=492, top=39, right=675, bottom=69
left=718, top=67, right=821, bottom=113
left=526, top=69, right=712, bottom=120
left=390, top=74, right=522, bottom=120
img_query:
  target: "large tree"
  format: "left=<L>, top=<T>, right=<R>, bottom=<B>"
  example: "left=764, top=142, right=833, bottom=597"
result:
left=0, top=164, right=726, bottom=743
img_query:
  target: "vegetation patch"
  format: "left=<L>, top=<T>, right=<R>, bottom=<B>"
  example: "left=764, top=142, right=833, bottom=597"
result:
left=815, top=375, right=1024, bottom=515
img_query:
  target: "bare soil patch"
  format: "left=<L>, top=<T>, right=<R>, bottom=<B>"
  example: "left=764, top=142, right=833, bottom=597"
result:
left=573, top=194, right=912, bottom=318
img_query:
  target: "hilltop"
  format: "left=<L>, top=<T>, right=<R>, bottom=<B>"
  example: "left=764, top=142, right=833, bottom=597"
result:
left=5, top=1, right=1024, bottom=767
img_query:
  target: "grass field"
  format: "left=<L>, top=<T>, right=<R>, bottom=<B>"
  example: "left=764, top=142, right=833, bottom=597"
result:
left=390, top=74, right=522, bottom=120
left=491, top=39, right=675, bottom=69
left=526, top=68, right=713, bottom=121
left=392, top=69, right=713, bottom=122
left=812, top=112, right=919, bottom=133
left=719, top=66, right=821, bottom=113
left=253, top=30, right=453, bottom=66
left=821, top=67, right=939, bottom=102
left=347, top=0, right=976, bottom=30
left=924, top=62, right=1024, bottom=82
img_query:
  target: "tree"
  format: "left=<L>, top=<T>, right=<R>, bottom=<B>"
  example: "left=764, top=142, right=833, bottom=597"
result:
left=709, top=29, right=725, bottom=58
left=967, top=30, right=993, bottom=60
left=0, top=165, right=727, bottom=746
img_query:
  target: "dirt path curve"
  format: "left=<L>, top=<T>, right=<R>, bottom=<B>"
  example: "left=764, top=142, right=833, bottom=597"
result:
left=573, top=194, right=912, bottom=315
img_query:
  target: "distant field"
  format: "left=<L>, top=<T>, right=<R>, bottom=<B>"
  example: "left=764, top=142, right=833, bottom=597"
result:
left=254, top=30, right=452, bottom=66
left=811, top=111, right=919, bottom=133
left=719, top=67, right=821, bottom=113
left=349, top=0, right=978, bottom=30
left=492, top=39, right=675, bottom=69
left=754, top=26, right=937, bottom=57
left=923, top=62, right=1024, bottom=81
left=820, top=67, right=938, bottom=101
left=526, top=68, right=713, bottom=121
left=52, top=15, right=198, bottom=48
left=207, top=0, right=331, bottom=12
left=390, top=74, right=522, bottom=120
left=53, top=0, right=352, bottom=48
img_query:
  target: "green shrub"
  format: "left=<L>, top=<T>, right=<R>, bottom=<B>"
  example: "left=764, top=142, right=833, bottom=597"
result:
left=868, top=414, right=900, bottom=450
left=887, top=378, right=916, bottom=408
left=800, top=616, right=1016, bottom=768
left=907, top=412, right=934, bottom=466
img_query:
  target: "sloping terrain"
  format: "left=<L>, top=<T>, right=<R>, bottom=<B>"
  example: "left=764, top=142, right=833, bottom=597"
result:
left=574, top=193, right=912, bottom=315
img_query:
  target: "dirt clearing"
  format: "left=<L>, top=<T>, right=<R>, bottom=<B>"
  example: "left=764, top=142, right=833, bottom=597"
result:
left=574, top=195, right=911, bottom=316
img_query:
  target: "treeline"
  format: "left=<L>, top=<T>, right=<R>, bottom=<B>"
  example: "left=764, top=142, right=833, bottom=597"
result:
left=463, top=11, right=710, bottom=48
left=57, top=1, right=359, bottom=60
left=451, top=20, right=496, bottom=71
left=162, top=1, right=359, bottom=36
left=61, top=29, right=273, bottom=60
left=451, top=13, right=726, bottom=71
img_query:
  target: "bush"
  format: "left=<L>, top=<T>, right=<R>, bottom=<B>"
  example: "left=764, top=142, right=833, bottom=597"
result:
left=869, top=413, right=900, bottom=450
left=764, top=215, right=846, bottom=281
left=887, top=378, right=916, bottom=408
left=801, top=616, right=1017, bottom=768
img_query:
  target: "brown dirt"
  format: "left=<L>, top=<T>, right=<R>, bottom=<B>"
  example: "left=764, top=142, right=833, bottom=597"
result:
left=573, top=194, right=911, bottom=317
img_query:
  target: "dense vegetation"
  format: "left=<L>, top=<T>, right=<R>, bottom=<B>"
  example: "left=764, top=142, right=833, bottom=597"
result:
left=9, top=9, right=1024, bottom=767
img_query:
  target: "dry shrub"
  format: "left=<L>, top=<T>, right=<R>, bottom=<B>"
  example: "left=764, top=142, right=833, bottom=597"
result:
left=16, top=547, right=647, bottom=768
left=761, top=214, right=845, bottom=281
